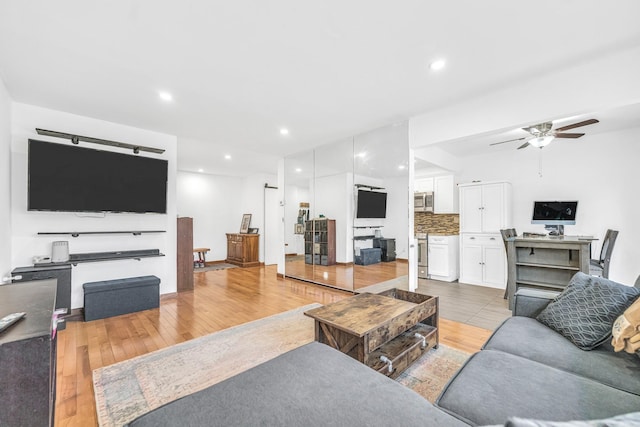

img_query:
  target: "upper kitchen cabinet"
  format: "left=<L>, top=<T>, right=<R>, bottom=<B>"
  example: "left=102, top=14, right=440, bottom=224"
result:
left=459, top=181, right=511, bottom=233
left=414, top=177, right=434, bottom=192
left=433, top=175, right=458, bottom=214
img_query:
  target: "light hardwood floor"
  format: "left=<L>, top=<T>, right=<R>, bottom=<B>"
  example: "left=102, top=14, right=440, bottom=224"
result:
left=55, top=265, right=492, bottom=427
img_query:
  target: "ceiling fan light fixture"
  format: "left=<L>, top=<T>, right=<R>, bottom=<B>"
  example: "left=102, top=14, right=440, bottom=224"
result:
left=528, top=135, right=554, bottom=148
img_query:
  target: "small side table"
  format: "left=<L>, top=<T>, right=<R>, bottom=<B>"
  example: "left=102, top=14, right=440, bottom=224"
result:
left=193, top=247, right=210, bottom=268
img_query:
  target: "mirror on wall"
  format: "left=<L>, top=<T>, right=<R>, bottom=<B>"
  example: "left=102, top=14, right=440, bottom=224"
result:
left=352, top=122, right=410, bottom=291
left=282, top=122, right=410, bottom=292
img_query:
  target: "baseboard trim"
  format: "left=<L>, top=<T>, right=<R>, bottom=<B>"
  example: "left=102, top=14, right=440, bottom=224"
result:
left=161, top=292, right=178, bottom=300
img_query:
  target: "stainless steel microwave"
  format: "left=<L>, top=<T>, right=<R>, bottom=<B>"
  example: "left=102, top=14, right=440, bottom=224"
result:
left=414, top=192, right=434, bottom=212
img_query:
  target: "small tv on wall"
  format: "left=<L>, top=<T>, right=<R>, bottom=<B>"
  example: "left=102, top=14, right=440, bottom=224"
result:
left=28, top=139, right=168, bottom=213
left=356, top=189, right=387, bottom=219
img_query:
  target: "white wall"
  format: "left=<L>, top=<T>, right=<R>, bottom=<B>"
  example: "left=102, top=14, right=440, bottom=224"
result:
left=0, top=78, right=11, bottom=282
left=177, top=172, right=245, bottom=262
left=10, top=103, right=178, bottom=308
left=177, top=171, right=276, bottom=263
left=456, top=126, right=640, bottom=285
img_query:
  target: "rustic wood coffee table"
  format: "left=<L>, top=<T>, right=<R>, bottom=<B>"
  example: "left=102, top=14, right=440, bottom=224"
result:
left=304, top=289, right=438, bottom=378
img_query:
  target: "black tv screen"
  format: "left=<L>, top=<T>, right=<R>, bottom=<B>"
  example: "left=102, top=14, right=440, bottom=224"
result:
left=356, top=190, right=387, bottom=219
left=532, top=201, right=578, bottom=225
left=28, top=139, right=168, bottom=213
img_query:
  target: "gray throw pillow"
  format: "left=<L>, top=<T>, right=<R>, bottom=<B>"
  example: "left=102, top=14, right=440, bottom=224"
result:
left=536, top=272, right=640, bottom=350
left=502, top=411, right=640, bottom=426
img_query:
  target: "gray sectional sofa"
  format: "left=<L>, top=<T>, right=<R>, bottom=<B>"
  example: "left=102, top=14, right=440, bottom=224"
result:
left=127, top=274, right=640, bottom=426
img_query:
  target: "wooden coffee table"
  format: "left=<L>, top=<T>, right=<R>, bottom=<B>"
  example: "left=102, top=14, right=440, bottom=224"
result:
left=304, top=289, right=438, bottom=378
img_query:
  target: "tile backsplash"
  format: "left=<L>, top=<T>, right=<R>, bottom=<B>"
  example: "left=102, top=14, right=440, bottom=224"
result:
left=415, top=212, right=460, bottom=235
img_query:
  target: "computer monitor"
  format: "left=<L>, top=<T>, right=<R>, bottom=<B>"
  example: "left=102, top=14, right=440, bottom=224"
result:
left=531, top=201, right=578, bottom=235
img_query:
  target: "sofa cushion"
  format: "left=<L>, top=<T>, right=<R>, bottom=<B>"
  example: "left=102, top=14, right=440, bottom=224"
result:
left=483, top=316, right=640, bottom=395
left=436, top=350, right=640, bottom=426
left=126, top=342, right=468, bottom=427
left=536, top=273, right=640, bottom=350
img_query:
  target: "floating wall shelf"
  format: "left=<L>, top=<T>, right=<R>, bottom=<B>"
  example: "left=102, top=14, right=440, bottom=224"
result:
left=37, top=231, right=166, bottom=238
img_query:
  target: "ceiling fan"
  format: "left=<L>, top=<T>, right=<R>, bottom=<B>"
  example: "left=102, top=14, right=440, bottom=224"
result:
left=490, top=118, right=599, bottom=150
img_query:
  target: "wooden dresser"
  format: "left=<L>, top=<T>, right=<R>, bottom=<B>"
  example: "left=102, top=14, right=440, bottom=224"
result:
left=226, top=233, right=260, bottom=267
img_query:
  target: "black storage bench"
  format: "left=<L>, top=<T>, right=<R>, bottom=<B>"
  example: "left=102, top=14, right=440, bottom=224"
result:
left=355, top=247, right=382, bottom=266
left=83, top=275, right=160, bottom=321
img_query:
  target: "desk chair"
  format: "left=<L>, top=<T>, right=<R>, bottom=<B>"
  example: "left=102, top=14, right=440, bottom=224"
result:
left=500, top=228, right=517, bottom=299
left=589, top=229, right=618, bottom=279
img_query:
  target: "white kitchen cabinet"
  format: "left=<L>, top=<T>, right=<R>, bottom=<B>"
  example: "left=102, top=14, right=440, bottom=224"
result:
left=459, top=181, right=511, bottom=233
left=428, top=235, right=459, bottom=282
left=414, top=177, right=434, bottom=192
left=433, top=175, right=458, bottom=214
left=459, top=233, right=507, bottom=289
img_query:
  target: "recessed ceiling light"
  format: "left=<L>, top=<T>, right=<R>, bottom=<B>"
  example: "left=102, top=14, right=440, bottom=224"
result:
left=398, top=165, right=406, bottom=170
left=158, top=91, right=173, bottom=101
left=198, top=168, right=204, bottom=173
left=429, top=59, right=446, bottom=71
left=224, top=154, right=231, bottom=160
left=295, top=168, right=302, bottom=172
left=280, top=128, right=289, bottom=135
left=355, top=152, right=366, bottom=158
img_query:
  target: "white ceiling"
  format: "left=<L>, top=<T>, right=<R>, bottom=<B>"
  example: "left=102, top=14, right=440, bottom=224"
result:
left=428, top=103, right=640, bottom=159
left=1, top=1, right=640, bottom=176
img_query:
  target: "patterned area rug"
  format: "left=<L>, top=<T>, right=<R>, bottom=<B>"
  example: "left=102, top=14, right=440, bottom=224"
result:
left=93, top=305, right=470, bottom=426
left=397, top=345, right=470, bottom=402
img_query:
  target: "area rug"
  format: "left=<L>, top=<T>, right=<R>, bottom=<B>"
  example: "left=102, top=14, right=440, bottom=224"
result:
left=396, top=345, right=471, bottom=402
left=93, top=303, right=320, bottom=427
left=93, top=305, right=471, bottom=426
left=193, top=263, right=237, bottom=272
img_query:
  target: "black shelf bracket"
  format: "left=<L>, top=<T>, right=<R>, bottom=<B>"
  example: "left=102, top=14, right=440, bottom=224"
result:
left=355, top=184, right=385, bottom=190
left=36, top=128, right=165, bottom=155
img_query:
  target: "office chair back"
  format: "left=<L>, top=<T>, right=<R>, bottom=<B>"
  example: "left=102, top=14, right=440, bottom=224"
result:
left=598, top=229, right=619, bottom=278
left=500, top=228, right=517, bottom=299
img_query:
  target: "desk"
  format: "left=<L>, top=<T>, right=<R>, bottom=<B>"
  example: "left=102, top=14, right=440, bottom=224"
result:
left=506, top=236, right=593, bottom=309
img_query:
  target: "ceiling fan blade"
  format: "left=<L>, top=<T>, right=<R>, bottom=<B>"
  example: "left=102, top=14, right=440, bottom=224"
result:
left=517, top=142, right=530, bottom=150
left=554, top=132, right=584, bottom=139
left=489, top=137, right=526, bottom=146
left=555, top=118, right=599, bottom=132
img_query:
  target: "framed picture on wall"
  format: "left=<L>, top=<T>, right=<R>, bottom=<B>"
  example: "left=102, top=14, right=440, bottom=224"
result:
left=240, top=214, right=252, bottom=234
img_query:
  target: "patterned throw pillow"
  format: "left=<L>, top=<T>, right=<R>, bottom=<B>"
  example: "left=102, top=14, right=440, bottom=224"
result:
left=537, top=272, right=640, bottom=350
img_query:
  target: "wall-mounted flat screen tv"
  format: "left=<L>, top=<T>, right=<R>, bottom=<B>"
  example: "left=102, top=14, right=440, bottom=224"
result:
left=28, top=139, right=168, bottom=213
left=356, top=189, right=387, bottom=219
left=531, top=201, right=578, bottom=225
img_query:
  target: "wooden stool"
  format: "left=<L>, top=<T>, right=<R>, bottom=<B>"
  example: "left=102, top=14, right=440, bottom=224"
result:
left=193, top=248, right=210, bottom=268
